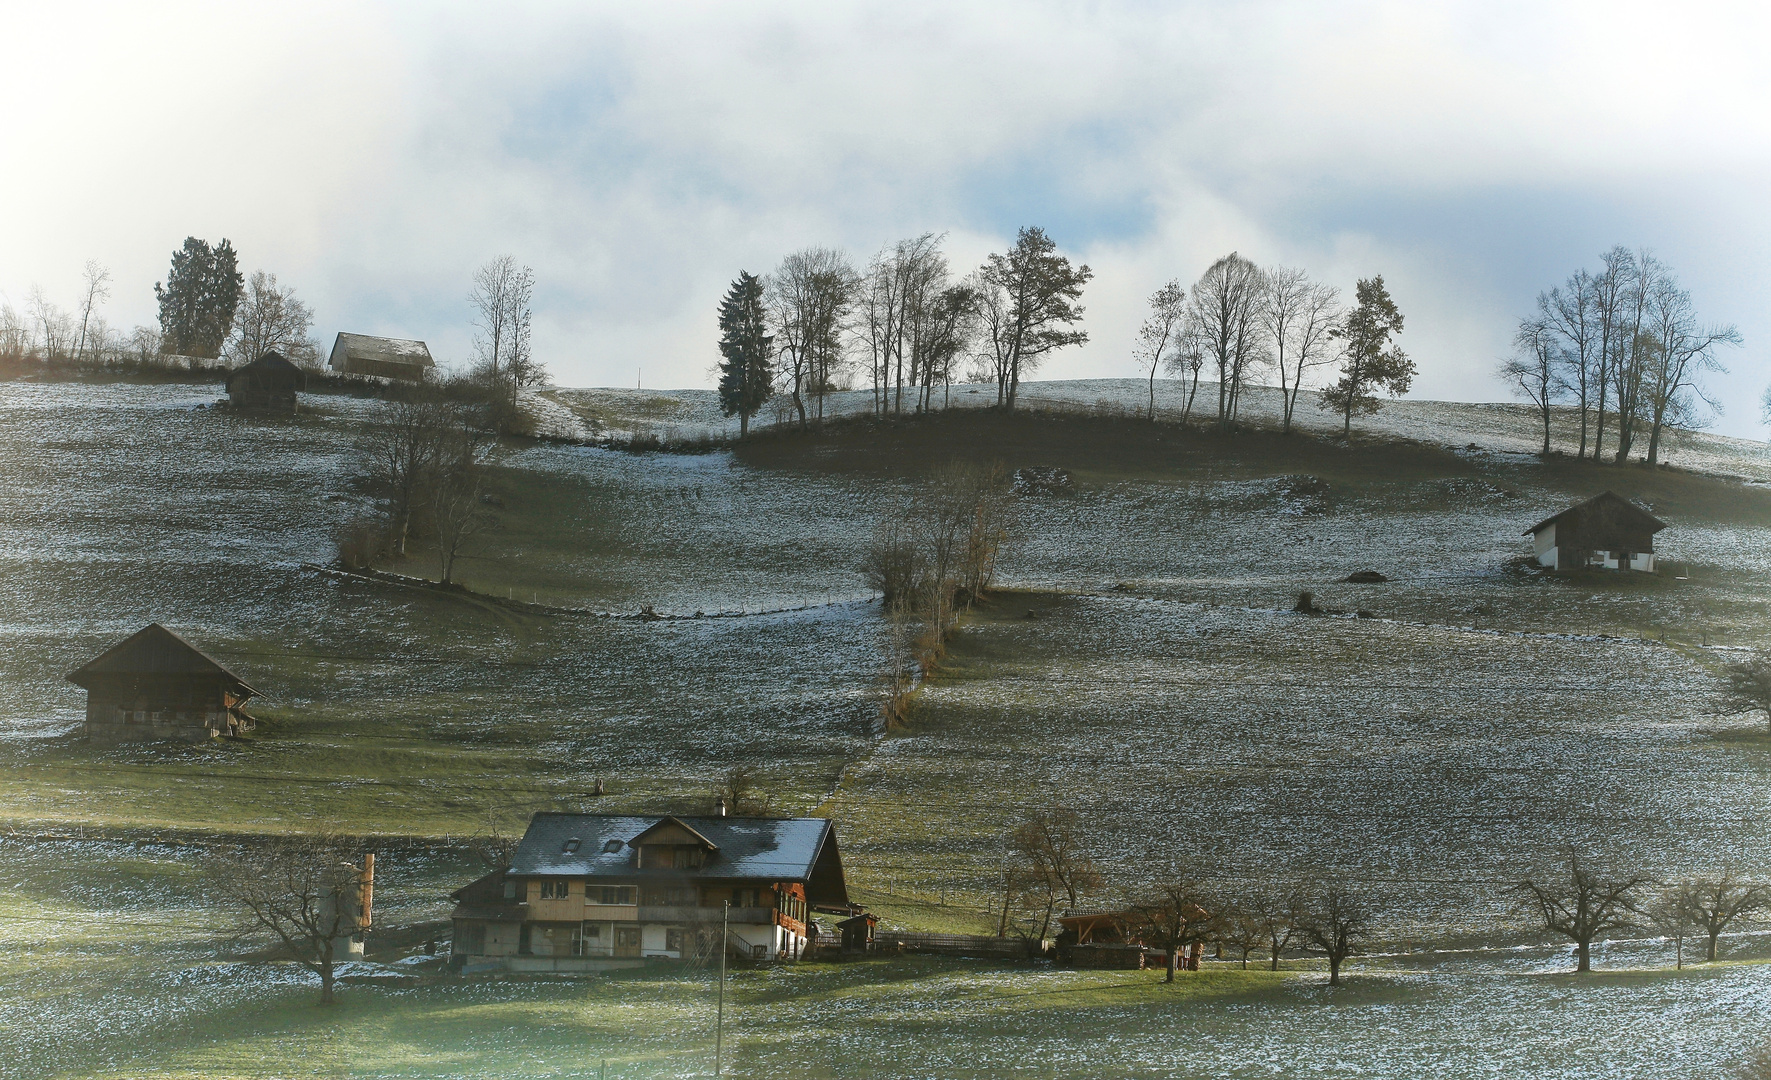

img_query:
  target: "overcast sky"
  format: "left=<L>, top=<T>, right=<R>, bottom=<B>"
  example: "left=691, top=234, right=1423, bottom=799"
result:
left=4, top=1, right=1767, bottom=434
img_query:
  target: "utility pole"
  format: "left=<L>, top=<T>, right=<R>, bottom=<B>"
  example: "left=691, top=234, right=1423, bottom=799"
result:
left=716, top=900, right=728, bottom=1076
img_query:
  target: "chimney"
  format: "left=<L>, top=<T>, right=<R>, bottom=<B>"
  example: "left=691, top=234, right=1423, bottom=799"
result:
left=715, top=796, right=728, bottom=817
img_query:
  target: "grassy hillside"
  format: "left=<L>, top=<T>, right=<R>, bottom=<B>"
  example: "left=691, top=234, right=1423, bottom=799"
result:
left=7, top=379, right=1771, bottom=1077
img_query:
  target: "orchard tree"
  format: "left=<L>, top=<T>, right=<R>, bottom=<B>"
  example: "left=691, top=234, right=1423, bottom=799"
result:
left=1320, top=274, right=1413, bottom=437
left=1519, top=852, right=1650, bottom=972
left=1009, top=808, right=1102, bottom=941
left=155, top=237, right=243, bottom=359
left=1295, top=883, right=1371, bottom=987
left=1135, top=881, right=1218, bottom=982
left=1680, top=872, right=1769, bottom=962
left=717, top=271, right=774, bottom=436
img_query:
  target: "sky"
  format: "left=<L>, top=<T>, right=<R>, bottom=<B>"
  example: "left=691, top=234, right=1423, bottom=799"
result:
left=3, top=1, right=1768, bottom=435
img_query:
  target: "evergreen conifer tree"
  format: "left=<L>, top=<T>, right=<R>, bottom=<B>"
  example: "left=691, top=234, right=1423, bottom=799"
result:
left=716, top=271, right=774, bottom=436
left=155, top=237, right=244, bottom=360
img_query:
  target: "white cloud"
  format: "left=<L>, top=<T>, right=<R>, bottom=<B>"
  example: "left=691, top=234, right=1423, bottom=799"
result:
left=3, top=0, right=1766, bottom=433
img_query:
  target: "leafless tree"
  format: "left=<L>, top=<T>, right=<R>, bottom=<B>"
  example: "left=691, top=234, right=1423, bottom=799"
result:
left=72, top=259, right=111, bottom=363
left=1239, top=889, right=1304, bottom=971
left=28, top=285, right=72, bottom=361
left=1639, top=275, right=1739, bottom=466
left=129, top=325, right=163, bottom=366
left=430, top=419, right=492, bottom=585
left=214, top=831, right=371, bottom=1005
left=0, top=302, right=27, bottom=361
left=1133, top=279, right=1186, bottom=421
left=471, top=814, right=520, bottom=871
left=1539, top=270, right=1601, bottom=458
left=1264, top=266, right=1341, bottom=434
left=716, top=765, right=773, bottom=816
left=769, top=247, right=859, bottom=426
left=1009, top=808, right=1102, bottom=941
left=1519, top=852, right=1651, bottom=972
left=1501, top=316, right=1563, bottom=455
left=1677, top=871, right=1769, bottom=962
left=1587, top=246, right=1636, bottom=460
left=859, top=235, right=948, bottom=416
left=1186, top=253, right=1269, bottom=427
left=1135, top=881, right=1219, bottom=982
left=223, top=271, right=319, bottom=368
left=470, top=256, right=540, bottom=391
left=1295, top=883, right=1371, bottom=986
left=1610, top=249, right=1664, bottom=463
left=357, top=388, right=454, bottom=558
left=1645, top=885, right=1701, bottom=969
left=861, top=514, right=931, bottom=612
left=1163, top=322, right=1207, bottom=423
left=1724, top=655, right=1771, bottom=733
left=1217, top=904, right=1267, bottom=969
left=973, top=227, right=1092, bottom=410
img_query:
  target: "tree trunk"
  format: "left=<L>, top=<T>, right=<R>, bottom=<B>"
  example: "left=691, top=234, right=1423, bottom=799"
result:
left=1576, top=940, right=1591, bottom=972
left=1707, top=931, right=1721, bottom=962
left=1148, top=368, right=1157, bottom=422
left=739, top=412, right=749, bottom=438
left=1327, top=954, right=1342, bottom=986
left=319, top=963, right=335, bottom=1005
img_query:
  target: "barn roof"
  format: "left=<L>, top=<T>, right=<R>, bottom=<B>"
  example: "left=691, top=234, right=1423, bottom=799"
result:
left=329, top=333, right=434, bottom=369
left=226, top=351, right=306, bottom=386
left=509, top=813, right=836, bottom=882
left=65, top=623, right=257, bottom=696
left=1524, top=491, right=1665, bottom=537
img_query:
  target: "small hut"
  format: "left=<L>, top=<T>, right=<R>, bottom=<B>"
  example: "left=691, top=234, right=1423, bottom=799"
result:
left=65, top=623, right=259, bottom=743
left=327, top=333, right=434, bottom=382
left=226, top=351, right=306, bottom=412
left=1524, top=491, right=1665, bottom=572
left=837, top=912, right=878, bottom=953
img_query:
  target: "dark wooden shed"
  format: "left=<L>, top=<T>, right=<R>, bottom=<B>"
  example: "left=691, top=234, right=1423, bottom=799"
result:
left=226, top=351, right=307, bottom=412
left=1525, top=491, right=1666, bottom=572
left=65, top=623, right=258, bottom=743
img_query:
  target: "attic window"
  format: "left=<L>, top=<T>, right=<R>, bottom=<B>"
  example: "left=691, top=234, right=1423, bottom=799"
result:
left=563, top=838, right=581, bottom=854
left=602, top=840, right=624, bottom=854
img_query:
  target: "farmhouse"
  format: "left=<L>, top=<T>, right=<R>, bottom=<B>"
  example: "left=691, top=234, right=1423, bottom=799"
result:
left=327, top=332, right=435, bottom=382
left=225, top=351, right=306, bottom=412
left=449, top=811, right=852, bottom=973
left=65, top=623, right=258, bottom=743
left=1525, top=491, right=1665, bottom=572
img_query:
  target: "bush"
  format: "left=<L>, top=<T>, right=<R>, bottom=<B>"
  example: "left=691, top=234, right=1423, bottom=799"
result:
left=334, top=517, right=389, bottom=571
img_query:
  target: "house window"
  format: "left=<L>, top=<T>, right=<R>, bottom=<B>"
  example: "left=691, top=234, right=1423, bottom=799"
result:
left=563, top=838, right=581, bottom=854
left=602, top=840, right=624, bottom=854
left=503, top=879, right=519, bottom=900
left=673, top=847, right=704, bottom=869
left=665, top=928, right=686, bottom=952
left=540, top=879, right=572, bottom=899
left=591, top=885, right=637, bottom=905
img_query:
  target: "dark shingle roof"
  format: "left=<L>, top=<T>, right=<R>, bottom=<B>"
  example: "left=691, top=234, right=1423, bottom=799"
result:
left=509, top=813, right=834, bottom=881
left=1524, top=491, right=1665, bottom=537
left=65, top=624, right=257, bottom=696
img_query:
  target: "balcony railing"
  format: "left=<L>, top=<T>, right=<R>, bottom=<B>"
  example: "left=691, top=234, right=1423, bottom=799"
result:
left=637, top=905, right=773, bottom=924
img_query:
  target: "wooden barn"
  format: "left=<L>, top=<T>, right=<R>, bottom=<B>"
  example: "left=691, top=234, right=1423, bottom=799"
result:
left=225, top=351, right=306, bottom=412
left=1525, top=491, right=1665, bottom=572
left=65, top=624, right=258, bottom=743
left=327, top=333, right=435, bottom=382
left=448, top=811, right=853, bottom=974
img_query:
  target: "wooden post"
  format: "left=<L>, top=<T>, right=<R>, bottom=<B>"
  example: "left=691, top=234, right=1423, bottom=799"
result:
left=716, top=901, right=728, bottom=1076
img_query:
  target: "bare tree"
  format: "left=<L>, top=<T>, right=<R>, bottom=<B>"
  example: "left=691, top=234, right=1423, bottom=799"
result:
left=504, top=266, right=542, bottom=389
left=1263, top=266, right=1341, bottom=434
left=1539, top=270, right=1601, bottom=458
left=470, top=256, right=539, bottom=391
left=1133, top=280, right=1186, bottom=421
left=223, top=271, right=319, bottom=368
left=1646, top=885, right=1701, bottom=969
left=1611, top=249, right=1664, bottom=463
left=1164, top=322, right=1207, bottom=423
left=128, top=325, right=162, bottom=366
left=861, top=514, right=931, bottom=612
left=1184, top=253, right=1268, bottom=427
left=1519, top=852, right=1651, bottom=972
left=1010, top=809, right=1102, bottom=941
left=1134, top=881, right=1219, bottom=982
left=1724, top=655, right=1771, bottom=733
left=1501, top=316, right=1563, bottom=455
left=214, top=831, right=371, bottom=1005
left=1639, top=274, right=1739, bottom=466
left=859, top=235, right=947, bottom=416
left=1242, top=889, right=1304, bottom=971
left=430, top=419, right=492, bottom=585
left=716, top=765, right=772, bottom=816
left=1588, top=246, right=1636, bottom=461
left=1295, top=883, right=1371, bottom=986
left=973, top=227, right=1092, bottom=410
left=28, top=285, right=72, bottom=362
left=356, top=388, right=454, bottom=558
left=72, top=260, right=112, bottom=363
left=770, top=248, right=859, bottom=426
left=1678, top=871, right=1769, bottom=962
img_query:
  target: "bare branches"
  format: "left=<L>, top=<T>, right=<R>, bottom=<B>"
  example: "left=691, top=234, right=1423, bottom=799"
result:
left=769, top=247, right=859, bottom=426
left=1008, top=809, right=1101, bottom=942
left=213, top=831, right=370, bottom=1005
left=1518, top=851, right=1651, bottom=972
left=72, top=260, right=111, bottom=364
left=1294, top=883, right=1372, bottom=986
left=223, top=271, right=318, bottom=369
left=470, top=256, right=540, bottom=392
left=1186, top=252, right=1268, bottom=428
left=1263, top=266, right=1341, bottom=434
left=1724, top=655, right=1771, bottom=733
left=1132, top=881, right=1218, bottom=982
left=1133, top=280, right=1186, bottom=421
left=1500, top=315, right=1563, bottom=455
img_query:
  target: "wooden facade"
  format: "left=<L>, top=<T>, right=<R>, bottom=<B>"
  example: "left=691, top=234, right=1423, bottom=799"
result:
left=225, top=351, right=306, bottom=412
left=449, top=813, right=853, bottom=974
left=65, top=624, right=258, bottom=743
left=1525, top=491, right=1666, bottom=572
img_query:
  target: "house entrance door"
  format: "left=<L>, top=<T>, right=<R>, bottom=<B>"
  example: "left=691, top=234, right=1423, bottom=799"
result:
left=615, top=924, right=642, bottom=958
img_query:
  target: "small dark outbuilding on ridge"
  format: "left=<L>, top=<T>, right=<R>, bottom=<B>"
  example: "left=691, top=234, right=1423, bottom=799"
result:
left=66, top=623, right=259, bottom=743
left=226, top=351, right=306, bottom=412
left=1525, top=491, right=1665, bottom=572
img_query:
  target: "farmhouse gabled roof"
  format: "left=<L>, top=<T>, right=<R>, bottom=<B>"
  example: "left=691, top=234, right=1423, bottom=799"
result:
left=329, top=333, right=434, bottom=368
left=1524, top=491, right=1665, bottom=537
left=64, top=623, right=258, bottom=697
left=627, top=815, right=720, bottom=851
left=509, top=813, right=836, bottom=882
